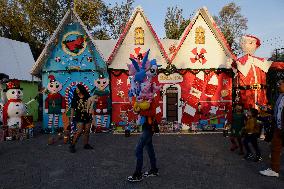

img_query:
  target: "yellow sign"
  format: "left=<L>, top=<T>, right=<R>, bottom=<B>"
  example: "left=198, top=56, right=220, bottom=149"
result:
left=158, top=73, right=183, bottom=83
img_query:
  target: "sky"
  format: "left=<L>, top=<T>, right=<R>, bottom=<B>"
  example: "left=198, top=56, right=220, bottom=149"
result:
left=104, top=0, right=284, bottom=58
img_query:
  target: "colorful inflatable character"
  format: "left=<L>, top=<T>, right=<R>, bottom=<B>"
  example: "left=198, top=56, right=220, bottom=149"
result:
left=128, top=49, right=161, bottom=112
left=234, top=35, right=272, bottom=109
left=2, top=80, right=27, bottom=139
left=92, top=74, right=111, bottom=132
left=45, top=75, right=66, bottom=135
left=128, top=49, right=161, bottom=127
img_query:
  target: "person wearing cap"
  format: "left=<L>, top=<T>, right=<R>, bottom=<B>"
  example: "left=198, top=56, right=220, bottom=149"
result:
left=260, top=80, right=284, bottom=177
left=233, top=35, right=272, bottom=110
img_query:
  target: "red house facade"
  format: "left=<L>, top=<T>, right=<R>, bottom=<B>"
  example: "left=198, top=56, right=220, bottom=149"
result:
left=107, top=7, right=235, bottom=128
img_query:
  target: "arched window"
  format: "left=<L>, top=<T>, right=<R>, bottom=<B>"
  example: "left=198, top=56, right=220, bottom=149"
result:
left=135, top=27, right=144, bottom=45
left=195, top=26, right=205, bottom=44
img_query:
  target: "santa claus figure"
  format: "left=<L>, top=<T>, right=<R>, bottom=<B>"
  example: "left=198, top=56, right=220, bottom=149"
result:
left=2, top=79, right=27, bottom=139
left=45, top=75, right=66, bottom=133
left=235, top=35, right=272, bottom=109
left=92, top=74, right=111, bottom=132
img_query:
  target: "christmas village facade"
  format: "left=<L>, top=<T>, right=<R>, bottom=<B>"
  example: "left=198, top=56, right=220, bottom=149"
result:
left=22, top=6, right=281, bottom=134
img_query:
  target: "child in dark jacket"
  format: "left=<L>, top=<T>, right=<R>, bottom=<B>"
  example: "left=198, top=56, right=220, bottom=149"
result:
left=243, top=108, right=262, bottom=162
left=230, top=103, right=245, bottom=155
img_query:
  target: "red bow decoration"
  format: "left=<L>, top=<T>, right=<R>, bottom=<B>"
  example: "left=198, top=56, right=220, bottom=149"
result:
left=130, top=47, right=146, bottom=61
left=169, top=45, right=176, bottom=54
left=64, top=36, right=85, bottom=53
left=190, top=47, right=207, bottom=65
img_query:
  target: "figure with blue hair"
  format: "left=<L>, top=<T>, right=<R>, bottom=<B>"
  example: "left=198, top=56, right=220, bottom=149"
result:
left=127, top=49, right=161, bottom=182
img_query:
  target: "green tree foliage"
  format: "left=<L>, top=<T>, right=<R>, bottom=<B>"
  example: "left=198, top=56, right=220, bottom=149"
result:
left=106, top=0, right=134, bottom=39
left=164, top=6, right=190, bottom=39
left=214, top=2, right=248, bottom=55
left=0, top=0, right=132, bottom=59
left=268, top=49, right=284, bottom=62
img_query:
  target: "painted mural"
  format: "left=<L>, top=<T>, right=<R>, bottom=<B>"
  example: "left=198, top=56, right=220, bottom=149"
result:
left=31, top=10, right=109, bottom=132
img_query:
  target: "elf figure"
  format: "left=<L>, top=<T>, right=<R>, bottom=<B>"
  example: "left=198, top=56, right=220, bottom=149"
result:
left=234, top=35, right=272, bottom=109
left=45, top=75, right=66, bottom=135
left=92, top=74, right=111, bottom=132
left=2, top=80, right=27, bottom=140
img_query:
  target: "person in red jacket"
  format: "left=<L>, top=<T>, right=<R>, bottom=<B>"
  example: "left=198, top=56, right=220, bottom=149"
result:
left=45, top=75, right=66, bottom=135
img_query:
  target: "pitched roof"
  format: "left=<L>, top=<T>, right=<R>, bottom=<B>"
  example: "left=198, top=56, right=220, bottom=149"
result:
left=107, top=6, right=170, bottom=65
left=94, top=40, right=117, bottom=61
left=0, top=37, right=35, bottom=81
left=31, top=9, right=104, bottom=77
left=170, top=7, right=237, bottom=63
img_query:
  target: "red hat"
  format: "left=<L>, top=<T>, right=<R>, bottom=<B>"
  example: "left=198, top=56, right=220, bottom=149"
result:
left=98, top=74, right=105, bottom=79
left=48, top=75, right=56, bottom=82
left=4, top=79, right=22, bottom=92
left=244, top=35, right=261, bottom=48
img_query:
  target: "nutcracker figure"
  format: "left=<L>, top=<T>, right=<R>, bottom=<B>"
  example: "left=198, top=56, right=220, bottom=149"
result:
left=92, top=74, right=111, bottom=132
left=45, top=75, right=66, bottom=138
left=234, top=35, right=272, bottom=109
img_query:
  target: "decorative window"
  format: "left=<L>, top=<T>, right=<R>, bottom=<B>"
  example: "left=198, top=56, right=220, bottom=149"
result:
left=134, top=27, right=144, bottom=45
left=195, top=26, right=205, bottom=44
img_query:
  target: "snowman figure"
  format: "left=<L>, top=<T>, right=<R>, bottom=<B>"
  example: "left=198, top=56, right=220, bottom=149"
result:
left=2, top=80, right=27, bottom=139
left=45, top=75, right=66, bottom=133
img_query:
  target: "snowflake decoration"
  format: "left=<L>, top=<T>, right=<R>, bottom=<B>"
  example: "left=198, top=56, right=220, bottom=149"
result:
left=87, top=57, right=93, bottom=62
left=222, top=79, right=228, bottom=86
left=116, top=79, right=123, bottom=86
left=55, top=57, right=61, bottom=62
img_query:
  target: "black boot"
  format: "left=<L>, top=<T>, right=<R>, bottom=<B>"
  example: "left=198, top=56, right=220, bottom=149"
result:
left=84, top=144, right=94, bottom=150
left=69, top=144, right=76, bottom=153
left=127, top=172, right=143, bottom=182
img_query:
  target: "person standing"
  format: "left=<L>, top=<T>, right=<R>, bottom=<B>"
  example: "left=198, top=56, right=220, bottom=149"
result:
left=230, top=103, right=245, bottom=155
left=243, top=108, right=262, bottom=161
left=127, top=100, right=159, bottom=182
left=69, top=84, right=93, bottom=153
left=260, top=80, right=284, bottom=177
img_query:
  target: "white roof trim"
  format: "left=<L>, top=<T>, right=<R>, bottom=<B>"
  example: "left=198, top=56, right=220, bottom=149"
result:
left=31, top=9, right=105, bottom=76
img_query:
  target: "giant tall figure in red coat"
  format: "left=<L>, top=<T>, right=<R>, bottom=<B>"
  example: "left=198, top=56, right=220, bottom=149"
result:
left=235, top=35, right=272, bottom=109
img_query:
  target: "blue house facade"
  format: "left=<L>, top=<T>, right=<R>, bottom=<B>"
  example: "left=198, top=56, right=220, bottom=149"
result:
left=31, top=10, right=109, bottom=130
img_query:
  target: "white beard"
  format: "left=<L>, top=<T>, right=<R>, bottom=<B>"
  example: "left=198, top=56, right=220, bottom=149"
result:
left=7, top=117, right=22, bottom=128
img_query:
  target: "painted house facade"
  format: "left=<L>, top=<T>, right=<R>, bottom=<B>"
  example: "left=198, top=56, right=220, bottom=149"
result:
left=107, top=6, right=170, bottom=125
left=106, top=6, right=235, bottom=128
left=31, top=6, right=235, bottom=129
left=31, top=10, right=109, bottom=130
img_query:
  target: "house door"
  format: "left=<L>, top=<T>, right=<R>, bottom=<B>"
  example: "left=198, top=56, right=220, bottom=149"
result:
left=166, top=87, right=178, bottom=122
